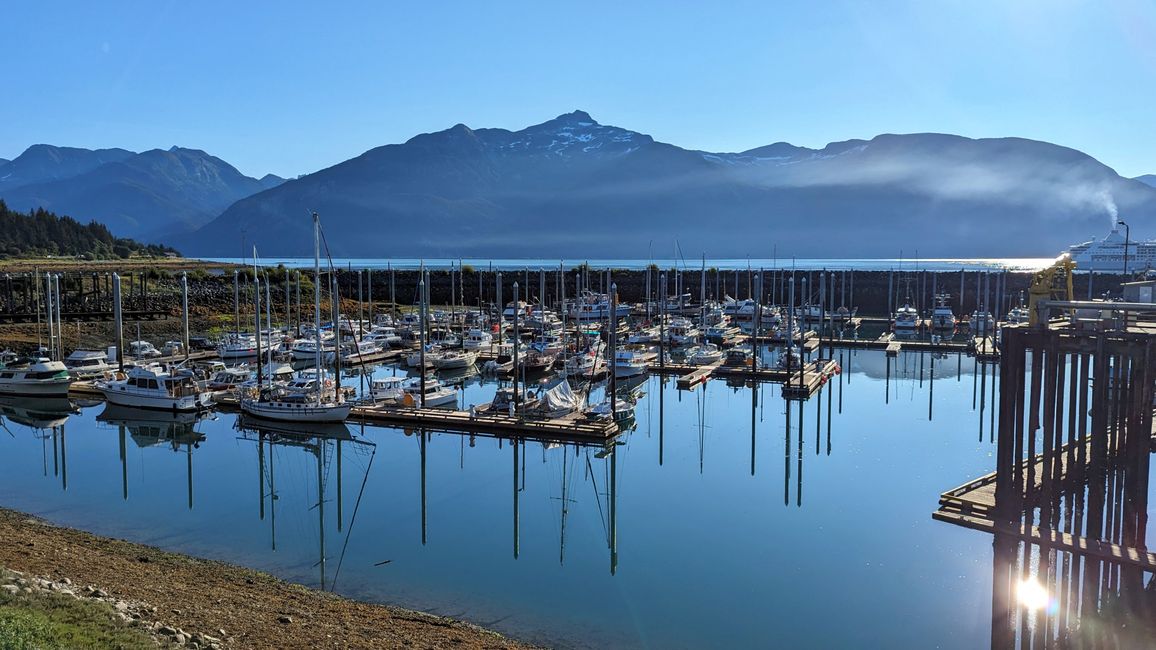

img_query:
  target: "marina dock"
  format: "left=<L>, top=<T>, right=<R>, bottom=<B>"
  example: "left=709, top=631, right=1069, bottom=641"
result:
left=212, top=394, right=620, bottom=441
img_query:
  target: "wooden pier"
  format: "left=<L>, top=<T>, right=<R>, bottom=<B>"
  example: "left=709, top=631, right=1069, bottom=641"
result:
left=971, top=336, right=999, bottom=361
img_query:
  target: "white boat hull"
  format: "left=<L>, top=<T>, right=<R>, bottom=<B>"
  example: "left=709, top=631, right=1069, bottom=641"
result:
left=0, top=378, right=73, bottom=397
left=240, top=398, right=352, bottom=422
left=99, top=387, right=212, bottom=411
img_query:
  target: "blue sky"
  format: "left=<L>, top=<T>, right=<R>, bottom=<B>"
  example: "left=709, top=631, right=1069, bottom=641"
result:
left=5, top=0, right=1155, bottom=178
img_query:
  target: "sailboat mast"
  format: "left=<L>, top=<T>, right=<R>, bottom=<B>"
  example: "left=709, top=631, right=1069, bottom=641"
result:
left=313, top=212, right=322, bottom=406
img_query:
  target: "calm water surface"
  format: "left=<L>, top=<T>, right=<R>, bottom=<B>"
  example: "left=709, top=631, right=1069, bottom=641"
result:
left=0, top=349, right=1052, bottom=648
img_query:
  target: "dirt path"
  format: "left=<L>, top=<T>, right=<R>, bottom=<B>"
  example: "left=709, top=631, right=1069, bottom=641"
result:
left=0, top=508, right=535, bottom=649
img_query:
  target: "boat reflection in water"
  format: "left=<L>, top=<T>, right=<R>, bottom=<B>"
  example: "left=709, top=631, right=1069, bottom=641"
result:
left=0, top=395, right=79, bottom=490
left=0, top=395, right=77, bottom=430
left=96, top=403, right=210, bottom=507
left=235, top=414, right=368, bottom=590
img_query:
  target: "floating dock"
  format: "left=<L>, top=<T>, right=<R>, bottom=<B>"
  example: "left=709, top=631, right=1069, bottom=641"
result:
left=212, top=394, right=619, bottom=441
left=780, top=359, right=840, bottom=400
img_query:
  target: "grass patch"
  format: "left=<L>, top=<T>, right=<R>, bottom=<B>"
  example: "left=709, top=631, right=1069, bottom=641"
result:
left=0, top=570, right=154, bottom=650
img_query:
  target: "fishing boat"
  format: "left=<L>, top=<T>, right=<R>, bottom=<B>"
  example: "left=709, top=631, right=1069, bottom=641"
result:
left=240, top=212, right=350, bottom=423
left=930, top=294, right=956, bottom=330
left=96, top=363, right=212, bottom=411
left=63, top=349, right=114, bottom=379
left=686, top=343, right=724, bottom=366
left=0, top=358, right=73, bottom=397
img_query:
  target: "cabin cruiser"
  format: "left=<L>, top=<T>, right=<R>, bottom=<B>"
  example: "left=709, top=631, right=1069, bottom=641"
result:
left=290, top=337, right=334, bottom=362
left=0, top=358, right=73, bottom=397
left=462, top=328, right=494, bottom=351
left=96, top=363, right=212, bottom=411
left=686, top=343, right=724, bottom=366
left=402, top=376, right=457, bottom=407
left=613, top=347, right=652, bottom=378
left=218, top=333, right=259, bottom=359
left=894, top=303, right=919, bottom=330
left=665, top=317, right=701, bottom=346
left=368, top=376, right=406, bottom=404
left=364, top=326, right=403, bottom=348
left=63, top=349, right=114, bottom=379
left=502, top=300, right=532, bottom=322
left=206, top=365, right=251, bottom=392
left=930, top=294, right=956, bottom=330
left=531, top=333, right=565, bottom=355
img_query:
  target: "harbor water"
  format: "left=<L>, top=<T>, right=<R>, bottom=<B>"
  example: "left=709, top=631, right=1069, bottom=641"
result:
left=0, top=346, right=1110, bottom=648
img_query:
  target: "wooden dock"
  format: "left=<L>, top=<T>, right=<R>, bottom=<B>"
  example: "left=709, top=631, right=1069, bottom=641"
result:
left=781, top=359, right=840, bottom=400
left=675, top=361, right=721, bottom=390
left=213, top=394, right=619, bottom=441
left=972, top=336, right=999, bottom=361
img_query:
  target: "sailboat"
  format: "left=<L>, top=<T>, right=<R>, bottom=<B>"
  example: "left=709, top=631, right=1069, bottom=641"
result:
left=241, top=213, right=351, bottom=423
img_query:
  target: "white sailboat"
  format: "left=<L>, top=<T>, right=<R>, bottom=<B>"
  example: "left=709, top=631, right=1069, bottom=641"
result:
left=241, top=213, right=351, bottom=423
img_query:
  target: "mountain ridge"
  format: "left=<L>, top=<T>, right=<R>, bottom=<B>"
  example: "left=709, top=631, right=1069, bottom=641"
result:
left=182, top=111, right=1156, bottom=258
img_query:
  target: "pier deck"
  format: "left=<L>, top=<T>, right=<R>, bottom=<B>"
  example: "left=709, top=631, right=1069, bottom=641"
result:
left=781, top=359, right=840, bottom=400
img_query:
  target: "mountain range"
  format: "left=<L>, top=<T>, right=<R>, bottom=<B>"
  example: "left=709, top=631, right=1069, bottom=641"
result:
left=4, top=112, right=1155, bottom=258
left=0, top=145, right=284, bottom=242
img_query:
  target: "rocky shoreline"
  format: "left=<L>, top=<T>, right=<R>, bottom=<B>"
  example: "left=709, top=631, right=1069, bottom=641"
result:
left=0, top=508, right=533, bottom=649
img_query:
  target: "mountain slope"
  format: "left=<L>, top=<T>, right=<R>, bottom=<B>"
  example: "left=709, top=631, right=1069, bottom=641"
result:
left=1134, top=174, right=1156, bottom=189
left=142, top=113, right=1156, bottom=256
left=0, top=145, right=135, bottom=192
left=0, top=146, right=275, bottom=241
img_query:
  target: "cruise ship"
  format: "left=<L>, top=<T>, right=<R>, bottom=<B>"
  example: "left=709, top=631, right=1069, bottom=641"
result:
left=1067, top=225, right=1156, bottom=273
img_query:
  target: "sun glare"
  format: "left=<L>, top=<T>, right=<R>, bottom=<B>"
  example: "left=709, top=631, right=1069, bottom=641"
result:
left=1017, top=578, right=1050, bottom=610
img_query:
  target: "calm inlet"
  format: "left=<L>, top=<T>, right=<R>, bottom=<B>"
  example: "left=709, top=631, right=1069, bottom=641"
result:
left=0, top=348, right=1115, bottom=648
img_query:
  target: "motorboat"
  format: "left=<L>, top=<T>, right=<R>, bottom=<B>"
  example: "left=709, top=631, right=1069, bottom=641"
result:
left=96, top=363, right=212, bottom=411
left=518, top=350, right=557, bottom=373
left=665, top=317, right=701, bottom=346
left=429, top=349, right=478, bottom=370
left=613, top=347, right=651, bottom=378
left=402, top=376, right=457, bottom=408
left=160, top=341, right=185, bottom=357
left=462, top=328, right=494, bottom=351
left=63, top=349, right=114, bottom=379
left=724, top=346, right=753, bottom=368
left=369, top=376, right=406, bottom=404
left=894, top=303, right=919, bottom=330
left=486, top=386, right=540, bottom=414
left=930, top=294, right=956, bottom=330
left=686, top=343, right=724, bottom=366
left=627, top=325, right=661, bottom=345
left=206, top=365, right=251, bottom=392
left=0, top=358, right=73, bottom=397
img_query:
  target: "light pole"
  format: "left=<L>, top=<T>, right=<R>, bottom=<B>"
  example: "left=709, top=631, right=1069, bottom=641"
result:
left=1119, top=219, right=1130, bottom=276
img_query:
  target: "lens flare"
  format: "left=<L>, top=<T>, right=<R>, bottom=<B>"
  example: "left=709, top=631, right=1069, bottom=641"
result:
left=1017, top=578, right=1049, bottom=610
